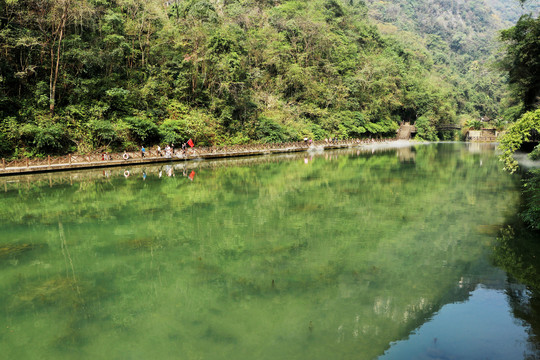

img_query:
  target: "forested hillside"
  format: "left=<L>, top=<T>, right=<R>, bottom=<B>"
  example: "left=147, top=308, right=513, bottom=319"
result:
left=495, top=0, right=540, bottom=230
left=486, top=0, right=539, bottom=22
left=365, top=0, right=516, bottom=119
left=0, top=0, right=524, bottom=156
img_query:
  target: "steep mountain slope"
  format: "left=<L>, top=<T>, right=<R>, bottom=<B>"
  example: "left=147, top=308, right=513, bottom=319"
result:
left=364, top=0, right=513, bottom=119
left=486, top=0, right=540, bottom=22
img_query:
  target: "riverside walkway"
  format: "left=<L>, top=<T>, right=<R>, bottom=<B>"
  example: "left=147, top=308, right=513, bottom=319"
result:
left=0, top=138, right=390, bottom=176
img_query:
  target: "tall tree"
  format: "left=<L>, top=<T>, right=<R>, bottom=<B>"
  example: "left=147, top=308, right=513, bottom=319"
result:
left=29, top=0, right=93, bottom=114
left=500, top=14, right=540, bottom=110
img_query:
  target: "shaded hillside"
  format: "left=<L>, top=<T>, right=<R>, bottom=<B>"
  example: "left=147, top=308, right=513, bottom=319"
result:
left=364, top=0, right=513, bottom=120
left=486, top=0, right=540, bottom=23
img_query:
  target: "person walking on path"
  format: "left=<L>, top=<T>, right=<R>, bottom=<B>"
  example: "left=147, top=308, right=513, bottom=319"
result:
left=141, top=146, right=146, bottom=158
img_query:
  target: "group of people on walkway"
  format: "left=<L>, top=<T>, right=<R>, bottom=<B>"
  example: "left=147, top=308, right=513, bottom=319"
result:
left=109, top=137, right=385, bottom=163
left=116, top=141, right=193, bottom=161
left=155, top=143, right=189, bottom=158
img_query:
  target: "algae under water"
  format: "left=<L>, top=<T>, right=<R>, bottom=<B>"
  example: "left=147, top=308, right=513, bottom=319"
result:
left=0, top=142, right=538, bottom=359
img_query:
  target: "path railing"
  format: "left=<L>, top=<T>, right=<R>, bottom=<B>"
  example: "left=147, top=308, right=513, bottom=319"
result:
left=0, top=138, right=389, bottom=175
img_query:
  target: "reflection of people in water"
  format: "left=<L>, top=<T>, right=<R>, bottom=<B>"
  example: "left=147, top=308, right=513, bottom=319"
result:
left=142, top=171, right=146, bottom=180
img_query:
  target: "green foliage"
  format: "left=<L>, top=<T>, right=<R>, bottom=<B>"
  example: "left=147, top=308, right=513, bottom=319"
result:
left=105, top=88, right=132, bottom=114
left=87, top=119, right=118, bottom=148
left=159, top=107, right=216, bottom=146
left=493, top=118, right=507, bottom=132
left=19, top=122, right=70, bottom=155
left=466, top=119, right=483, bottom=130
left=499, top=109, right=540, bottom=173
left=0, top=116, right=19, bottom=156
left=255, top=117, right=288, bottom=143
left=415, top=114, right=439, bottom=141
left=521, top=169, right=540, bottom=230
left=502, top=104, right=525, bottom=123
left=365, top=0, right=509, bottom=121
left=125, top=116, right=160, bottom=144
left=500, top=14, right=540, bottom=110
left=0, top=132, right=12, bottom=156
left=529, top=144, right=540, bottom=161
left=494, top=223, right=540, bottom=291
left=159, top=118, right=190, bottom=145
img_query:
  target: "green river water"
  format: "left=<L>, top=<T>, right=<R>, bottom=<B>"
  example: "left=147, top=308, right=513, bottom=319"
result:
left=1, top=142, right=539, bottom=359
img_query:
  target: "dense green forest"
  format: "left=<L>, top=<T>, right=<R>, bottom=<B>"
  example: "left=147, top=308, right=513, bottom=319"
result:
left=495, top=0, right=540, bottom=231
left=364, top=0, right=535, bottom=121
left=1, top=0, right=532, bottom=157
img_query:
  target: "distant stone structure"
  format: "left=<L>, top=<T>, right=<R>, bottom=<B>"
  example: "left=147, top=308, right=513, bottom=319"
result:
left=466, top=129, right=498, bottom=142
left=396, top=123, right=417, bottom=140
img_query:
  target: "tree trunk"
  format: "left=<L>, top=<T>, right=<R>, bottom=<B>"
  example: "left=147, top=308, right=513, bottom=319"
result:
left=50, top=4, right=68, bottom=115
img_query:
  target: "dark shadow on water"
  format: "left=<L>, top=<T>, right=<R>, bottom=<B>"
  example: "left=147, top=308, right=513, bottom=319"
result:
left=493, top=216, right=540, bottom=358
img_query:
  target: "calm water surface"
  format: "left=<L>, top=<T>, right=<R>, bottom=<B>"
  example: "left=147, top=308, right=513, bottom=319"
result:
left=1, top=142, right=539, bottom=359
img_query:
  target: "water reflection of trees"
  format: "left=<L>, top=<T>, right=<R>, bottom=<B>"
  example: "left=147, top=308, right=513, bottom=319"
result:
left=493, top=220, right=540, bottom=358
left=0, top=143, right=530, bottom=359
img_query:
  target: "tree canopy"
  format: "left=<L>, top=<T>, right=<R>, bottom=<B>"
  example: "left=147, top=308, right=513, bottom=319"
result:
left=499, top=109, right=540, bottom=173
left=500, top=14, right=540, bottom=110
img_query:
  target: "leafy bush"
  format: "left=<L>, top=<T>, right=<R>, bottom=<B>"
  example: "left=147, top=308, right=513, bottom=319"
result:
left=439, top=130, right=459, bottom=141
left=87, top=119, right=118, bottom=148
left=183, top=110, right=216, bottom=146
left=529, top=144, right=540, bottom=161
left=0, top=116, right=19, bottom=156
left=256, top=117, right=288, bottom=143
left=521, top=169, right=540, bottom=230
left=501, top=104, right=525, bottom=123
left=160, top=109, right=216, bottom=146
left=415, top=114, right=439, bottom=141
left=125, top=116, right=160, bottom=145
left=308, top=123, right=327, bottom=140
left=499, top=109, right=540, bottom=173
left=493, top=118, right=507, bottom=131
left=0, top=132, right=12, bottom=156
left=20, top=123, right=69, bottom=155
left=159, top=118, right=190, bottom=145
left=334, top=111, right=368, bottom=138
left=105, top=88, right=131, bottom=114
left=466, top=119, right=483, bottom=130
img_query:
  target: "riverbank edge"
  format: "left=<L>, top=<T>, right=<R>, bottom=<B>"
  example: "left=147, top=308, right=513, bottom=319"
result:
left=0, top=140, right=386, bottom=177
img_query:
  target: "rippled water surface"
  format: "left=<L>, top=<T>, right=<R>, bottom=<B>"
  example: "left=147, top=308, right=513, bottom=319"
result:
left=1, top=143, right=539, bottom=359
